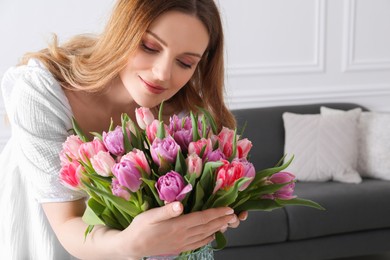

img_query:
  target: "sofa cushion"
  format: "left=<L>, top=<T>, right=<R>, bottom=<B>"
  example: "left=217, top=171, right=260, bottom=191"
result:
left=224, top=209, right=288, bottom=247
left=282, top=110, right=362, bottom=183
left=321, top=106, right=390, bottom=180
left=285, top=179, right=390, bottom=240
left=232, top=103, right=367, bottom=172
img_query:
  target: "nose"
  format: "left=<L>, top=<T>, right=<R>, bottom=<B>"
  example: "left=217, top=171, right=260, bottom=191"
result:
left=152, top=57, right=172, bottom=82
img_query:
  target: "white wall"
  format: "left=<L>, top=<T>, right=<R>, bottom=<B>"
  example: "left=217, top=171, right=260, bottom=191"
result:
left=0, top=0, right=114, bottom=151
left=1, top=0, right=389, bottom=151
left=221, top=0, right=390, bottom=110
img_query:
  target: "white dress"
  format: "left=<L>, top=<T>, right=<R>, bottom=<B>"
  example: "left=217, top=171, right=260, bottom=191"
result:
left=0, top=59, right=86, bottom=260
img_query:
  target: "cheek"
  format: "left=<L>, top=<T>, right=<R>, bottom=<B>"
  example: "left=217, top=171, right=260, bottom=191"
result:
left=170, top=69, right=195, bottom=92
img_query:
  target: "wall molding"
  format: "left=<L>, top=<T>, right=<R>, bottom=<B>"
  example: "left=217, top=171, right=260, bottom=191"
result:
left=342, top=0, right=390, bottom=72
left=227, top=84, right=390, bottom=108
left=227, top=0, right=326, bottom=76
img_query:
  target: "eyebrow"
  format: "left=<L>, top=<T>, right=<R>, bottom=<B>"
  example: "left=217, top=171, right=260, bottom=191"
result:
left=146, top=30, right=203, bottom=58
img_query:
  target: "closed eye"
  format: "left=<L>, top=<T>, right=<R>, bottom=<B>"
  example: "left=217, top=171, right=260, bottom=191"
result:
left=177, top=60, right=192, bottom=69
left=141, top=42, right=158, bottom=53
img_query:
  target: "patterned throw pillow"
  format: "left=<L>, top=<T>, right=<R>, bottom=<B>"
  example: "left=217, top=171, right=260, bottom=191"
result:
left=321, top=107, right=390, bottom=180
left=283, top=109, right=362, bottom=183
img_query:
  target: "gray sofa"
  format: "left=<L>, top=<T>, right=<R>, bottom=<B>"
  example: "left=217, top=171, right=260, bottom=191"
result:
left=214, top=103, right=390, bottom=260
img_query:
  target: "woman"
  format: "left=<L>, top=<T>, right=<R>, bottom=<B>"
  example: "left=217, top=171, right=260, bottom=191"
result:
left=0, top=0, right=247, bottom=259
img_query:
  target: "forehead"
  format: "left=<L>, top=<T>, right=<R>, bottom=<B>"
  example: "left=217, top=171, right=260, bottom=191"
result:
left=147, top=11, right=210, bottom=55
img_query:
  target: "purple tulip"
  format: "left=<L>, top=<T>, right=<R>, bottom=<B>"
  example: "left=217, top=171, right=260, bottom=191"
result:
left=103, top=126, right=127, bottom=156
left=150, top=136, right=180, bottom=167
left=169, top=115, right=193, bottom=152
left=111, top=177, right=131, bottom=200
left=263, top=172, right=297, bottom=200
left=206, top=149, right=226, bottom=162
left=155, top=171, right=192, bottom=203
left=112, top=160, right=142, bottom=192
left=237, top=159, right=256, bottom=191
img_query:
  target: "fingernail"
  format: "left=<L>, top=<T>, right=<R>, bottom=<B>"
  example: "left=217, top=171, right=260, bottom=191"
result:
left=225, top=208, right=234, bottom=215
left=228, top=216, right=237, bottom=224
left=173, top=202, right=181, bottom=212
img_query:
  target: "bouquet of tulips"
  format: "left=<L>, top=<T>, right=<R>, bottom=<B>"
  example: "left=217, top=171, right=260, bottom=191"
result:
left=59, top=103, right=323, bottom=252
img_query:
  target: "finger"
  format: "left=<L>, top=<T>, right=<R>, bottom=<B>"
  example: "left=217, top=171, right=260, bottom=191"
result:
left=186, top=213, right=234, bottom=240
left=182, top=207, right=234, bottom=226
left=227, top=215, right=239, bottom=228
left=238, top=211, right=248, bottom=221
left=143, top=202, right=183, bottom=223
left=179, top=233, right=215, bottom=253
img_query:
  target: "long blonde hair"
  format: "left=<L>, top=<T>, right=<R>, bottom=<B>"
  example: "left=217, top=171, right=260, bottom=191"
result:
left=21, top=0, right=236, bottom=130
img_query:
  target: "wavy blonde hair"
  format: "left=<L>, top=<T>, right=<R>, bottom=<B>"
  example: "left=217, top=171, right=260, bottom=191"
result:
left=21, top=0, right=236, bottom=130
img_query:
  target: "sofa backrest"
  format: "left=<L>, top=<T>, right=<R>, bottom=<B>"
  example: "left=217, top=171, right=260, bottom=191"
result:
left=231, top=103, right=366, bottom=171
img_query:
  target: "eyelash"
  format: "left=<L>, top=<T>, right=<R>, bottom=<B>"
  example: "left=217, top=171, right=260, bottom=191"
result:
left=141, top=42, right=193, bottom=69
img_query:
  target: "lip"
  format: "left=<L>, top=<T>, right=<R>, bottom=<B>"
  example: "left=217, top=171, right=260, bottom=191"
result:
left=139, top=76, right=166, bottom=94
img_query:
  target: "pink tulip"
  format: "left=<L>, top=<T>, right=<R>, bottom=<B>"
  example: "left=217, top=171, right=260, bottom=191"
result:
left=155, top=171, right=192, bottom=203
left=135, top=107, right=155, bottom=130
left=213, top=159, right=254, bottom=193
left=59, top=161, right=83, bottom=191
left=213, top=160, right=243, bottom=193
left=91, top=151, right=116, bottom=177
left=60, top=135, right=83, bottom=166
left=78, top=138, right=107, bottom=165
left=146, top=120, right=169, bottom=143
left=237, top=138, right=252, bottom=159
left=188, top=138, right=212, bottom=159
left=121, top=149, right=151, bottom=175
left=217, top=127, right=236, bottom=158
left=186, top=153, right=203, bottom=177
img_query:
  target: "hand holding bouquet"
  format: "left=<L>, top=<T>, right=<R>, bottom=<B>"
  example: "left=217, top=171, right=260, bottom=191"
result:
left=59, top=103, right=323, bottom=255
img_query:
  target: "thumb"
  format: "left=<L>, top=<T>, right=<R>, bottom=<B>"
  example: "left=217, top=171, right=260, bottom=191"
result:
left=146, top=202, right=183, bottom=223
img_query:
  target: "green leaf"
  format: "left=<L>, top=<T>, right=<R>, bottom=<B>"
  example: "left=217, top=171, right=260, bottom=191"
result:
left=108, top=117, right=114, bottom=132
left=247, top=182, right=292, bottom=198
left=251, top=156, right=294, bottom=185
left=90, top=132, right=103, bottom=141
left=141, top=178, right=164, bottom=207
left=234, top=199, right=282, bottom=212
left=71, top=117, right=89, bottom=142
left=82, top=199, right=106, bottom=226
left=196, top=106, right=218, bottom=135
left=156, top=121, right=166, bottom=139
left=121, top=113, right=132, bottom=153
left=101, top=208, right=123, bottom=230
left=190, top=111, right=200, bottom=141
left=201, top=115, right=207, bottom=138
left=212, top=231, right=227, bottom=251
left=174, top=150, right=186, bottom=174
left=210, top=178, right=251, bottom=208
left=81, top=180, right=142, bottom=217
left=275, top=198, right=325, bottom=210
left=158, top=100, right=165, bottom=122
left=84, top=225, right=95, bottom=241
left=199, top=161, right=223, bottom=196
left=191, top=182, right=205, bottom=212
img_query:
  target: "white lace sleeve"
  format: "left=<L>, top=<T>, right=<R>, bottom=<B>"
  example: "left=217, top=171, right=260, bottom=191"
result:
left=1, top=60, right=86, bottom=203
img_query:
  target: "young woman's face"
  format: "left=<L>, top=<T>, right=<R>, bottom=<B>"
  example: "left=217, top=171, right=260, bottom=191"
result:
left=119, top=11, right=210, bottom=108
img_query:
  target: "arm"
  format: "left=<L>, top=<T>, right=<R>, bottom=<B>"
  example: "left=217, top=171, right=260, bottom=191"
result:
left=43, top=199, right=239, bottom=259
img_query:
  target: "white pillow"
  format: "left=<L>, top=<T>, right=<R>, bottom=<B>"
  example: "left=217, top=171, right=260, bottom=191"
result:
left=321, top=107, right=390, bottom=180
left=283, top=110, right=362, bottom=183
